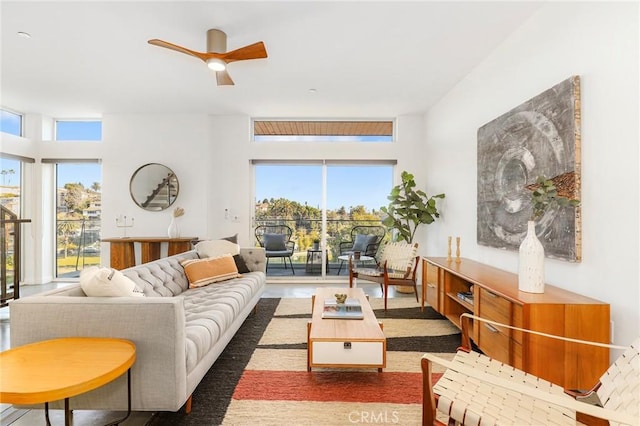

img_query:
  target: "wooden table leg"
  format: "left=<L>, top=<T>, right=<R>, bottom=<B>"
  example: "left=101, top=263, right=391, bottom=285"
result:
left=140, top=242, right=161, bottom=264
left=168, top=240, right=192, bottom=256
left=110, top=241, right=135, bottom=270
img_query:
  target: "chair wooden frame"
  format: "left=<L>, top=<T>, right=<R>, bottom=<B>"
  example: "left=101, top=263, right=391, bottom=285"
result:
left=254, top=224, right=296, bottom=274
left=422, top=313, right=639, bottom=426
left=348, top=242, right=419, bottom=311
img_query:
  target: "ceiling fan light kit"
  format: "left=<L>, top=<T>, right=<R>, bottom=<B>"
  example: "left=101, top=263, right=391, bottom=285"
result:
left=148, top=28, right=268, bottom=86
left=206, top=58, right=226, bottom=71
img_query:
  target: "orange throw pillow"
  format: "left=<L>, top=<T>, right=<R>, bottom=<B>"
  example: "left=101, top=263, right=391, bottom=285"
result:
left=181, top=254, right=240, bottom=288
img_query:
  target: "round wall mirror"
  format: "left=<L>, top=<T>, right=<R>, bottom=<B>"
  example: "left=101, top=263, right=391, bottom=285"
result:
left=129, top=163, right=179, bottom=211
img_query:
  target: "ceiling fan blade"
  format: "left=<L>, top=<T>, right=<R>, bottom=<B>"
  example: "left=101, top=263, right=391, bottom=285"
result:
left=222, top=41, right=268, bottom=63
left=216, top=69, right=234, bottom=86
left=148, top=39, right=208, bottom=61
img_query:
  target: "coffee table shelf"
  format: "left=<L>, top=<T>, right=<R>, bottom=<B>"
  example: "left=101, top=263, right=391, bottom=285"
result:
left=307, top=287, right=386, bottom=371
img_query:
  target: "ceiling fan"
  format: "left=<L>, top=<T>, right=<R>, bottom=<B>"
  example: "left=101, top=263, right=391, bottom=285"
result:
left=148, top=29, right=267, bottom=86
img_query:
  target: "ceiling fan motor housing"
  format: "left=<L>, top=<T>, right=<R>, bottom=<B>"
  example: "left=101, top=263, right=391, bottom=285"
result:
left=207, top=29, right=226, bottom=53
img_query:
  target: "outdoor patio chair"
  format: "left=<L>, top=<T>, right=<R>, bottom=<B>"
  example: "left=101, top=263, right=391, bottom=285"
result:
left=348, top=241, right=419, bottom=311
left=337, top=225, right=386, bottom=275
left=255, top=224, right=296, bottom=274
left=422, top=313, right=639, bottom=426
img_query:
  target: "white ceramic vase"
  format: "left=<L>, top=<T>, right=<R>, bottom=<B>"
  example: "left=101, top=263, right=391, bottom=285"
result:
left=518, top=220, right=545, bottom=293
left=168, top=217, right=180, bottom=238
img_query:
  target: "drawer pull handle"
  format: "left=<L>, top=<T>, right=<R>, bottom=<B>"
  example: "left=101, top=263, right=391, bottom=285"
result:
left=427, top=283, right=436, bottom=288
left=344, top=342, right=352, bottom=349
left=484, top=323, right=499, bottom=333
left=485, top=291, right=497, bottom=298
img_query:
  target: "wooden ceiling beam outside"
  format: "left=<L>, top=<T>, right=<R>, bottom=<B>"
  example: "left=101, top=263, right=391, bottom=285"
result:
left=254, top=120, right=393, bottom=136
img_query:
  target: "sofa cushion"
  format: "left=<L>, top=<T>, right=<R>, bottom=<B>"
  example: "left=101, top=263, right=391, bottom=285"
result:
left=352, top=234, right=376, bottom=252
left=182, top=271, right=265, bottom=374
left=263, top=233, right=286, bottom=251
left=195, top=239, right=240, bottom=258
left=221, top=233, right=238, bottom=243
left=233, top=254, right=251, bottom=273
left=181, top=255, right=241, bottom=288
left=122, top=252, right=196, bottom=297
left=80, top=266, right=145, bottom=297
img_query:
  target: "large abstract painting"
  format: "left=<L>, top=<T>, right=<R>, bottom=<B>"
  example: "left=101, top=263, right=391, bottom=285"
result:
left=477, top=76, right=581, bottom=262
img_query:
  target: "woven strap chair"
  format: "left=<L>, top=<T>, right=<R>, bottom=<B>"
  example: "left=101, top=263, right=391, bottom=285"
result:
left=348, top=241, right=419, bottom=311
left=422, top=314, right=639, bottom=426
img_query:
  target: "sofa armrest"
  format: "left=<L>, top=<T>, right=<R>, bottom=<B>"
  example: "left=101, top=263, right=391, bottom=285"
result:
left=9, top=295, right=188, bottom=411
left=240, top=247, right=266, bottom=273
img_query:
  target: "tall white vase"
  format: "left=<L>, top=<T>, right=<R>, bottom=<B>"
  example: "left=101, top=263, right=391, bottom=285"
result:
left=518, top=220, right=545, bottom=293
left=168, top=217, right=180, bottom=238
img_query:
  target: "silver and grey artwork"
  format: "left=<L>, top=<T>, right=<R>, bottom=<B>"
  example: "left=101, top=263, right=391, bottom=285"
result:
left=477, top=76, right=581, bottom=262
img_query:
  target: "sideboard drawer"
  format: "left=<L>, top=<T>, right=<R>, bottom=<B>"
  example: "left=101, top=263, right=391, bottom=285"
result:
left=478, top=288, right=511, bottom=324
left=424, top=261, right=440, bottom=311
left=478, top=320, right=510, bottom=364
left=425, top=282, right=438, bottom=309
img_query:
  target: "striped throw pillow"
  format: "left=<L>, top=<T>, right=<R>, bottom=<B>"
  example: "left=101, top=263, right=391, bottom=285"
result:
left=181, top=254, right=240, bottom=288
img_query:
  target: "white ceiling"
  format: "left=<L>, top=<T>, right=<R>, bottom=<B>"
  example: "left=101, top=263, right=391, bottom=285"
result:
left=1, top=1, right=542, bottom=118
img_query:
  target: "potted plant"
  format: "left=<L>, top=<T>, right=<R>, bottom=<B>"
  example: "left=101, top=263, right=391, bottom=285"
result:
left=519, top=175, right=580, bottom=293
left=312, top=238, right=320, bottom=250
left=381, top=171, right=445, bottom=293
left=380, top=171, right=445, bottom=243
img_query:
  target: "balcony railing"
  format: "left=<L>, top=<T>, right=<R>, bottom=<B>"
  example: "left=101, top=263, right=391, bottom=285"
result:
left=56, top=218, right=101, bottom=277
left=1, top=206, right=31, bottom=306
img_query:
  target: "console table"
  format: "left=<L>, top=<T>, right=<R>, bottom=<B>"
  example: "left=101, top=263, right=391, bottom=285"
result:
left=422, top=257, right=610, bottom=390
left=102, top=237, right=196, bottom=270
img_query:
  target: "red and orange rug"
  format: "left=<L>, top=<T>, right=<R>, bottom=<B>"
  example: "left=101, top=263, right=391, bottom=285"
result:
left=150, top=297, right=460, bottom=425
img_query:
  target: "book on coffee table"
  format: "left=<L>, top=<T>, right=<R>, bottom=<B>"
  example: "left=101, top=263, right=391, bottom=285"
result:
left=322, top=297, right=364, bottom=319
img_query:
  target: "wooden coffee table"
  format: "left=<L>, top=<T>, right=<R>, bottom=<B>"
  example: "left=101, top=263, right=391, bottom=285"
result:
left=307, top=287, right=386, bottom=371
left=0, top=337, right=136, bottom=426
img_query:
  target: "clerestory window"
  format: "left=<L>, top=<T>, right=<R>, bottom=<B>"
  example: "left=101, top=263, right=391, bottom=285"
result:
left=0, top=108, right=23, bottom=137
left=253, top=120, right=394, bottom=142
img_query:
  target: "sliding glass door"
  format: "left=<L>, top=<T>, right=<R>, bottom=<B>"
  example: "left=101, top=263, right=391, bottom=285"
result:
left=254, top=161, right=393, bottom=278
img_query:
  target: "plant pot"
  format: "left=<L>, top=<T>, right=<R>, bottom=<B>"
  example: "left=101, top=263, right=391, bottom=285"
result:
left=312, top=243, right=319, bottom=250
left=518, top=221, right=545, bottom=293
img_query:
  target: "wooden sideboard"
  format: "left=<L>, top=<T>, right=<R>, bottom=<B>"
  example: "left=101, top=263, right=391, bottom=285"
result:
left=422, top=257, right=610, bottom=390
left=102, top=237, right=197, bottom=270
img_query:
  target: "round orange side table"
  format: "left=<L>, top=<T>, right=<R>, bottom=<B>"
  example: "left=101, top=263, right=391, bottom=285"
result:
left=0, top=337, right=136, bottom=426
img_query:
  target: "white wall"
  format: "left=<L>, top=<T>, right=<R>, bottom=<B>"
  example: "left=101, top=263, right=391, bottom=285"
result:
left=207, top=115, right=426, bottom=246
left=100, top=114, right=210, bottom=262
left=422, top=2, right=639, bottom=348
left=100, top=114, right=425, bottom=259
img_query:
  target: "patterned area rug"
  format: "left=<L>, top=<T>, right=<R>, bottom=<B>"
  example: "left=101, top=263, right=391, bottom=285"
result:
left=148, top=297, right=460, bottom=425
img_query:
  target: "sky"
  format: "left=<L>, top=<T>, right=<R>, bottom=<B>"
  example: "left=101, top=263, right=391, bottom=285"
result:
left=255, top=164, right=393, bottom=211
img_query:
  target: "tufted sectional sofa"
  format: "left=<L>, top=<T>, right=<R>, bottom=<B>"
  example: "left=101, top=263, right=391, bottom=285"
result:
left=9, top=247, right=266, bottom=413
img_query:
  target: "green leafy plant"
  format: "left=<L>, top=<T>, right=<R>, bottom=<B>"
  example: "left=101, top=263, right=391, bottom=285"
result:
left=528, top=175, right=580, bottom=221
left=380, top=171, right=445, bottom=243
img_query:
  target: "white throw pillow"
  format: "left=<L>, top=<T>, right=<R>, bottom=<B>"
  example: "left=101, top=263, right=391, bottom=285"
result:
left=80, top=266, right=145, bottom=297
left=195, top=239, right=240, bottom=258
